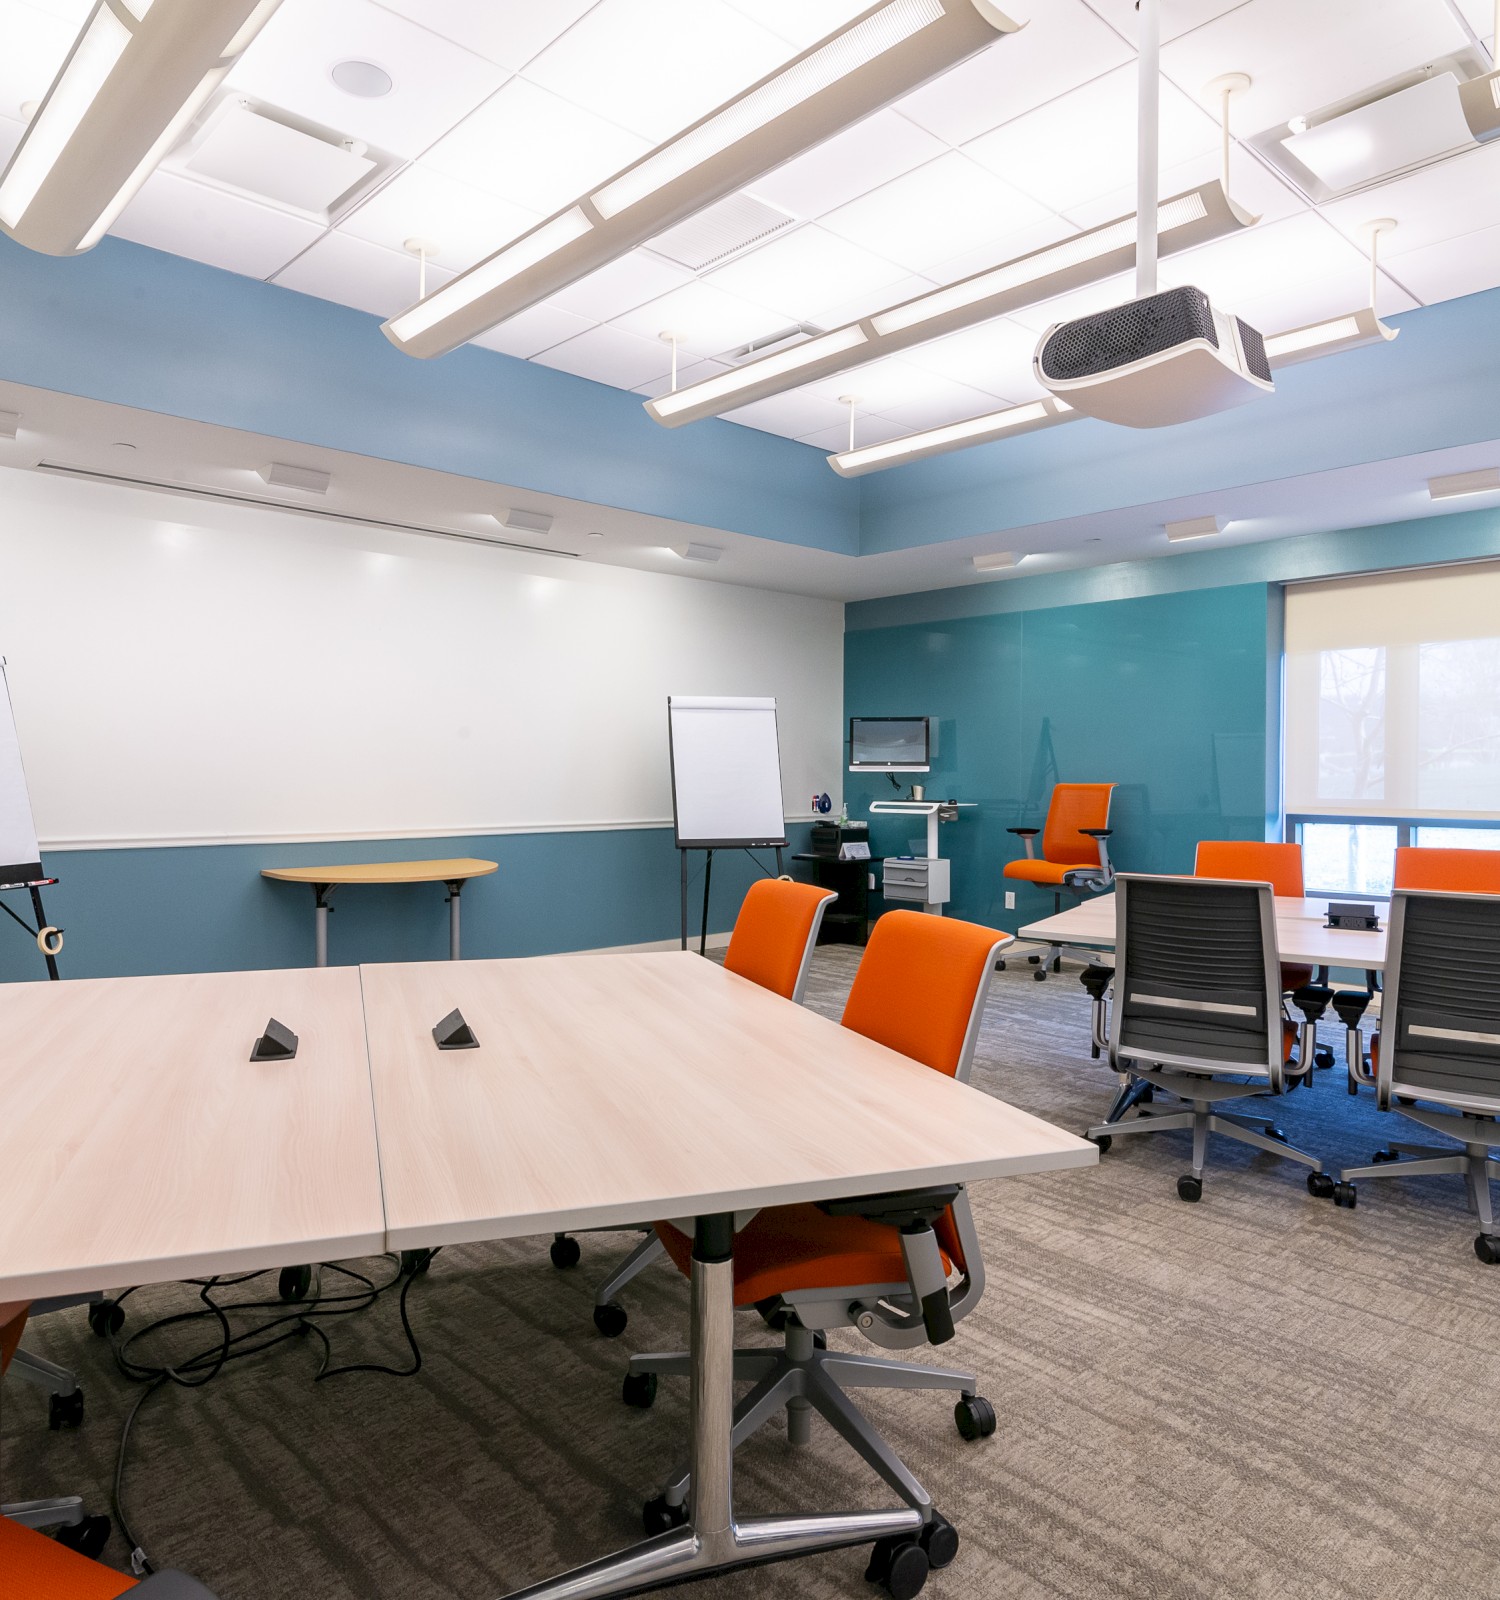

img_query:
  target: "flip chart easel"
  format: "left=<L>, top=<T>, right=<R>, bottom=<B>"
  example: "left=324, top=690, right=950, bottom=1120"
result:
left=0, top=659, right=62, bottom=979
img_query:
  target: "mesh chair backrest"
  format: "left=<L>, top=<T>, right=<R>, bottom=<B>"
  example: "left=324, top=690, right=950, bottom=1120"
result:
left=1384, top=889, right=1500, bottom=1105
left=1114, top=874, right=1280, bottom=1071
left=1393, top=847, right=1500, bottom=894
left=1194, top=839, right=1304, bottom=898
left=1041, top=783, right=1114, bottom=866
left=723, top=879, right=836, bottom=1003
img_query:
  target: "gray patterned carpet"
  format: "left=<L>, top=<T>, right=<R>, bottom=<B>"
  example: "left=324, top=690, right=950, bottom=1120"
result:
left=5, top=948, right=1499, bottom=1600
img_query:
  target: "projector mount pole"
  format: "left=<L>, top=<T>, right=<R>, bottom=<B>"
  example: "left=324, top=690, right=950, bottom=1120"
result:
left=1135, top=0, right=1160, bottom=299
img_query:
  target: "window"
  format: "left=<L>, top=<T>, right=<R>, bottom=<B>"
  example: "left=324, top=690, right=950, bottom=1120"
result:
left=1414, top=825, right=1500, bottom=851
left=1299, top=822, right=1397, bottom=897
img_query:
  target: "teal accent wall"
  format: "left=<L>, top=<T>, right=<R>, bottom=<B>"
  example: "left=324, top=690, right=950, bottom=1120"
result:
left=0, top=827, right=808, bottom=984
left=845, top=586, right=1271, bottom=929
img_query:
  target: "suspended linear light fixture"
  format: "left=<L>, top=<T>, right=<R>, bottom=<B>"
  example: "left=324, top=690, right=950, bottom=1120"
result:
left=383, top=0, right=1022, bottom=359
left=0, top=0, right=286, bottom=256
left=828, top=395, right=1073, bottom=477
left=1261, top=218, right=1399, bottom=367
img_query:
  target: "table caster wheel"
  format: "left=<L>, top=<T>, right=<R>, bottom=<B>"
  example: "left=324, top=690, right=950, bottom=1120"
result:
left=865, top=1534, right=929, bottom=1599
left=1474, top=1234, right=1500, bottom=1265
left=56, top=1515, right=110, bottom=1559
left=87, top=1300, right=123, bottom=1338
left=642, top=1494, right=689, bottom=1535
left=622, top=1371, right=657, bottom=1409
left=1332, top=1181, right=1357, bottom=1209
left=48, top=1388, right=84, bottom=1430
left=1176, top=1174, right=1202, bottom=1202
left=549, top=1234, right=581, bottom=1270
left=919, top=1511, right=959, bottom=1569
left=1086, top=1132, right=1111, bottom=1154
left=1307, top=1172, right=1334, bottom=1199
left=1371, top=1148, right=1400, bottom=1164
left=1314, top=1045, right=1335, bottom=1069
left=278, top=1265, right=313, bottom=1302
left=592, top=1302, right=628, bottom=1338
left=953, top=1394, right=995, bottom=1441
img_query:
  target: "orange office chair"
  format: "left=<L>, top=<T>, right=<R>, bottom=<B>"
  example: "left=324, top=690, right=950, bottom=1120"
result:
left=1003, top=782, right=1116, bottom=978
left=624, top=910, right=1013, bottom=1581
left=1393, top=846, right=1500, bottom=893
left=556, top=879, right=838, bottom=1338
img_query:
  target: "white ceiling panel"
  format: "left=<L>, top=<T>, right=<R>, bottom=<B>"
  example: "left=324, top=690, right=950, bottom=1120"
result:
left=722, top=390, right=855, bottom=439
left=1382, top=219, right=1500, bottom=305
left=0, top=110, right=23, bottom=169
left=901, top=317, right=1049, bottom=402
left=610, top=279, right=789, bottom=358
left=746, top=109, right=947, bottom=220
left=338, top=163, right=539, bottom=272
left=800, top=413, right=909, bottom=453
left=523, top=0, right=793, bottom=144
left=869, top=374, right=1014, bottom=430
left=1229, top=267, right=1418, bottom=337
left=0, top=0, right=80, bottom=124
left=721, top=0, right=871, bottom=51
left=1059, top=145, right=1307, bottom=230
left=634, top=356, right=732, bottom=399
left=533, top=324, right=676, bottom=390
left=798, top=353, right=1004, bottom=414
left=1082, top=0, right=1252, bottom=44
left=11, top=0, right=90, bottom=22
left=228, top=0, right=508, bottom=160
left=467, top=302, right=595, bottom=360
left=374, top=0, right=598, bottom=72
left=1320, top=141, right=1500, bottom=258
left=423, top=76, right=650, bottom=215
left=895, top=0, right=1133, bottom=147
left=110, top=170, right=326, bottom=279
left=964, top=65, right=1220, bottom=215
left=813, top=271, right=940, bottom=332
left=704, top=224, right=913, bottom=321
left=550, top=250, right=695, bottom=322
left=1008, top=267, right=1136, bottom=332
left=820, top=151, right=1057, bottom=274
left=273, top=229, right=456, bottom=318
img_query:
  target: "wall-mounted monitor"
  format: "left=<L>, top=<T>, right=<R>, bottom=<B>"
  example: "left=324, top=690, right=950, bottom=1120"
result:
left=849, top=716, right=932, bottom=772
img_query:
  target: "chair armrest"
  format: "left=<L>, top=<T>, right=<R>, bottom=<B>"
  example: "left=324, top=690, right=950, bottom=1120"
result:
left=817, top=1186, right=961, bottom=1344
left=1079, top=828, right=1112, bottom=838
left=1006, top=827, right=1040, bottom=837
left=1333, top=989, right=1377, bottom=1087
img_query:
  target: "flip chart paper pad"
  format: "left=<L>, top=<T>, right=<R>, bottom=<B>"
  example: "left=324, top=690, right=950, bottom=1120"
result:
left=669, top=696, right=787, bottom=848
left=0, top=663, right=41, bottom=884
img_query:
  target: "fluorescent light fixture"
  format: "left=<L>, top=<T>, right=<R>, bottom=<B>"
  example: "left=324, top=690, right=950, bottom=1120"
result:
left=0, top=410, right=19, bottom=440
left=647, top=182, right=1254, bottom=427
left=1164, top=515, right=1224, bottom=542
left=676, top=542, right=724, bottom=562
left=1262, top=306, right=1398, bottom=367
left=383, top=0, right=1020, bottom=358
left=0, top=0, right=285, bottom=256
left=498, top=507, right=554, bottom=535
left=260, top=461, right=331, bottom=494
left=1428, top=468, right=1500, bottom=500
left=829, top=396, right=1072, bottom=477
left=972, top=551, right=1019, bottom=571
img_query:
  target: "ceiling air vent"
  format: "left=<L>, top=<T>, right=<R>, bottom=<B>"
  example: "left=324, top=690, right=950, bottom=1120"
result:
left=646, top=192, right=797, bottom=272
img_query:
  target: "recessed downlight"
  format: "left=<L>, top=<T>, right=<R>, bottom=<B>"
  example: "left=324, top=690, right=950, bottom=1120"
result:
left=331, top=60, right=393, bottom=99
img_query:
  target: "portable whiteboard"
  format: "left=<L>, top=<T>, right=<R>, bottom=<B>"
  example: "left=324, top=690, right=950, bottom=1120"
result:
left=0, top=660, right=43, bottom=887
left=668, top=696, right=787, bottom=849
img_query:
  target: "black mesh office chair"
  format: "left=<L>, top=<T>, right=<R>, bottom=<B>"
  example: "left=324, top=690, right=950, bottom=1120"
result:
left=1084, top=874, right=1328, bottom=1201
left=1332, top=888, right=1500, bottom=1263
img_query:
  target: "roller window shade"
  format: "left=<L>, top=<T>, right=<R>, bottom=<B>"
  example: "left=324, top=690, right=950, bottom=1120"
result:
left=1284, top=561, right=1500, bottom=820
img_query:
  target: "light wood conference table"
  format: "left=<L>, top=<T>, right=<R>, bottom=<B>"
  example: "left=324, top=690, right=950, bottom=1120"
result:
left=261, top=857, right=498, bottom=965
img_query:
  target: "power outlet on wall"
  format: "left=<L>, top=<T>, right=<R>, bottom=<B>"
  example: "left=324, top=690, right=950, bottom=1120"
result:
left=1004, top=891, right=1016, bottom=910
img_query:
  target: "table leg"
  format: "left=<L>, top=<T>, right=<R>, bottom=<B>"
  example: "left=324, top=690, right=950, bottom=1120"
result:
left=313, top=885, right=332, bottom=968
left=496, top=1213, right=920, bottom=1600
left=446, top=881, right=463, bottom=961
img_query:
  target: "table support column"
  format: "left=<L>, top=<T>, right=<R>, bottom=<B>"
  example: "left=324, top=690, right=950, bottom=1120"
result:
left=313, top=885, right=332, bottom=968
left=446, top=882, right=464, bottom=961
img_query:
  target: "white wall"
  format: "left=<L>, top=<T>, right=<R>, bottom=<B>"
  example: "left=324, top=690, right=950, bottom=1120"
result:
left=0, top=468, right=845, bottom=848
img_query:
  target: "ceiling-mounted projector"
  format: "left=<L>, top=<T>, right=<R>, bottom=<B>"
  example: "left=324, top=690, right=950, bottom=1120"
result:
left=1033, top=284, right=1273, bottom=427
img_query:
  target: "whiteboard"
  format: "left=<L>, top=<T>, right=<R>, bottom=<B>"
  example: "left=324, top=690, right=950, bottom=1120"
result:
left=0, top=659, right=42, bottom=885
left=669, top=696, right=787, bottom=849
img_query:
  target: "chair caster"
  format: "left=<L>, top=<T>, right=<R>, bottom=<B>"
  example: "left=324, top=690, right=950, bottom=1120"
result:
left=994, top=959, right=1005, bottom=971
left=1332, top=1181, right=1357, bottom=1209
left=865, top=1533, right=930, bottom=1599
left=1176, top=1175, right=1202, bottom=1202
left=919, top=1511, right=959, bottom=1569
left=622, top=1371, right=657, bottom=1409
left=399, top=1248, right=435, bottom=1276
left=1033, top=967, right=1048, bottom=981
left=1371, top=1147, right=1400, bottom=1164
left=278, top=1265, right=313, bottom=1302
left=1314, top=1045, right=1335, bottom=1069
left=1474, top=1234, right=1500, bottom=1265
left=56, top=1515, right=110, bottom=1559
left=87, top=1299, right=123, bottom=1338
left=549, top=1234, right=581, bottom=1270
left=953, top=1394, right=996, bottom=1441
left=1307, top=1172, right=1335, bottom=1199
left=1027, top=954, right=1040, bottom=964
left=1263, top=1125, right=1287, bottom=1142
left=592, top=1301, right=628, bottom=1338
left=642, top=1494, right=689, bottom=1535
left=48, top=1388, right=84, bottom=1430
left=1086, top=1132, right=1111, bottom=1154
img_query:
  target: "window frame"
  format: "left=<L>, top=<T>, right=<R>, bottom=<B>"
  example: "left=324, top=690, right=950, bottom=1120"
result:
left=1283, top=813, right=1500, bottom=898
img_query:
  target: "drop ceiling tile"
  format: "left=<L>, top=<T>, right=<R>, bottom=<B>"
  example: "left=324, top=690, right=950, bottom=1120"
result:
left=0, top=1, right=80, bottom=124
left=228, top=0, right=508, bottom=160
left=820, top=151, right=1056, bottom=275
left=634, top=356, right=732, bottom=399
left=799, top=413, right=909, bottom=454
left=1082, top=0, right=1252, bottom=44
left=467, top=302, right=594, bottom=359
left=896, top=0, right=1132, bottom=146
left=110, top=169, right=327, bottom=278
left=273, top=228, right=456, bottom=318
left=704, top=224, right=912, bottom=321
left=746, top=110, right=948, bottom=220
left=964, top=65, right=1220, bottom=215
left=610, top=280, right=789, bottom=358
left=798, top=354, right=1003, bottom=413
left=1320, top=142, right=1500, bottom=258
left=1158, top=0, right=1469, bottom=135
left=424, top=76, right=650, bottom=215
left=0, top=111, right=23, bottom=169
left=13, top=0, right=92, bottom=22
left=721, top=0, right=870, bottom=51
left=1381, top=220, right=1500, bottom=305
left=919, top=213, right=1085, bottom=290
left=1008, top=267, right=1135, bottom=332
left=723, top=390, right=853, bottom=439
left=374, top=0, right=597, bottom=72
left=524, top=0, right=793, bottom=145
left=1060, top=146, right=1307, bottom=230
left=901, top=317, right=1049, bottom=403
left=814, top=271, right=939, bottom=332
left=338, top=163, right=539, bottom=272
left=550, top=250, right=696, bottom=322
left=1229, top=270, right=1417, bottom=336
left=534, top=324, right=676, bottom=390
left=869, top=376, right=1014, bottom=431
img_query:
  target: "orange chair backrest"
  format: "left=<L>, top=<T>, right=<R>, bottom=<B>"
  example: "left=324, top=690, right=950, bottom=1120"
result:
left=1, top=1302, right=29, bottom=1375
left=1042, top=783, right=1115, bottom=866
left=1393, top=846, right=1500, bottom=893
left=841, top=909, right=1007, bottom=1080
left=723, top=879, right=837, bottom=1002
left=1195, top=840, right=1304, bottom=898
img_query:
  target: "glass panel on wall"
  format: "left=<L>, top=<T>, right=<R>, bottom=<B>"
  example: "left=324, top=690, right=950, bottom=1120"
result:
left=1414, top=825, right=1500, bottom=850
left=1300, top=822, right=1398, bottom=896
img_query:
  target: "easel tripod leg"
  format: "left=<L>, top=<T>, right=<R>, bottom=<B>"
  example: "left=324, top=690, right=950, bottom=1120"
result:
left=700, top=850, right=714, bottom=957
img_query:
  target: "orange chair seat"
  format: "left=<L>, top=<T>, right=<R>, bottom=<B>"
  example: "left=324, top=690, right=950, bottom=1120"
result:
left=0, top=1517, right=134, bottom=1599
left=1281, top=963, right=1314, bottom=992
left=1002, top=859, right=1076, bottom=886
left=656, top=1205, right=956, bottom=1307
